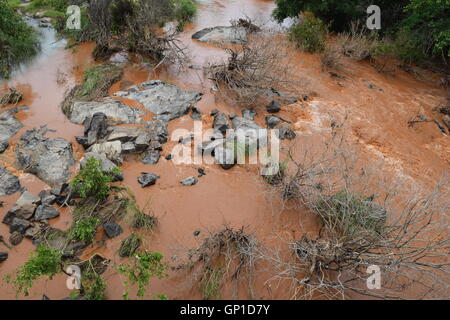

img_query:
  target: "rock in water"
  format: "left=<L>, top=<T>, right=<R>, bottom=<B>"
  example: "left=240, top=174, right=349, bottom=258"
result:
left=214, top=147, right=236, bottom=170
left=0, top=108, right=23, bottom=153
left=180, top=176, right=198, bottom=186
left=16, top=127, right=74, bottom=187
left=0, top=252, right=8, bottom=263
left=137, top=173, right=160, bottom=188
left=103, top=222, right=123, bottom=238
left=266, top=100, right=281, bottom=113
left=192, top=26, right=247, bottom=44
left=0, top=166, right=21, bottom=197
left=9, top=231, right=24, bottom=246
left=142, top=150, right=160, bottom=165
left=6, top=191, right=40, bottom=221
left=115, top=80, right=202, bottom=122
left=34, top=204, right=59, bottom=221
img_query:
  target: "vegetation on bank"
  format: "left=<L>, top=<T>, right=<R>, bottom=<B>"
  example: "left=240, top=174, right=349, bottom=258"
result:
left=274, top=0, right=450, bottom=65
left=0, top=0, right=39, bottom=78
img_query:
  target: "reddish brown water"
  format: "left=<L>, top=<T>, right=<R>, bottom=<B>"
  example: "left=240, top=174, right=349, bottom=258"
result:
left=0, top=0, right=448, bottom=300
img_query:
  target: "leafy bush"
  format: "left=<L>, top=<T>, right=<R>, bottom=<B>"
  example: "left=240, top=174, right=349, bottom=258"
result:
left=71, top=158, right=120, bottom=199
left=289, top=13, right=328, bottom=53
left=69, top=217, right=101, bottom=242
left=5, top=246, right=62, bottom=297
left=0, top=0, right=39, bottom=78
left=27, top=0, right=68, bottom=12
left=116, top=250, right=168, bottom=299
left=173, top=0, right=197, bottom=30
left=81, top=271, right=107, bottom=300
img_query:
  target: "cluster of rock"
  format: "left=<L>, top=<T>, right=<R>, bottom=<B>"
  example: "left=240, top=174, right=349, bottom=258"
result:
left=76, top=112, right=169, bottom=166
left=1, top=190, right=61, bottom=247
left=0, top=107, right=25, bottom=153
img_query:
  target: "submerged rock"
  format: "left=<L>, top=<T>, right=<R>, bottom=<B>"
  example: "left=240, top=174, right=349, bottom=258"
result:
left=9, top=231, right=24, bottom=246
left=192, top=26, right=247, bottom=44
left=137, top=173, right=160, bottom=188
left=214, top=146, right=236, bottom=170
left=115, top=80, right=202, bottom=122
left=67, top=98, right=143, bottom=125
left=142, top=150, right=161, bottom=165
left=266, top=100, right=281, bottom=113
left=180, top=176, right=198, bottom=186
left=103, top=221, right=122, bottom=238
left=0, top=108, right=24, bottom=153
left=16, top=127, right=75, bottom=187
left=0, top=166, right=21, bottom=197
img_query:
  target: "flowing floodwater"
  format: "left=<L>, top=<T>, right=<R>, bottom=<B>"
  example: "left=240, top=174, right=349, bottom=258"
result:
left=0, top=0, right=448, bottom=300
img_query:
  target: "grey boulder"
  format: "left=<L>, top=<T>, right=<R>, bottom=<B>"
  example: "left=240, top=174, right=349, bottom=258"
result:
left=34, top=204, right=59, bottom=221
left=0, top=166, right=21, bottom=197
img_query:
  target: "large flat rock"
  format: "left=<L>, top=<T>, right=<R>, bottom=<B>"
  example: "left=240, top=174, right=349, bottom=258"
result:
left=192, top=26, right=247, bottom=44
left=115, top=80, right=202, bottom=122
left=68, top=98, right=144, bottom=124
left=16, top=127, right=75, bottom=187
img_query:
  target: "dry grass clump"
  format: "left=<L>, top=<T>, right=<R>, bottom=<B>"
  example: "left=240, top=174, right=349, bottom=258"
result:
left=320, top=43, right=344, bottom=71
left=337, top=22, right=379, bottom=61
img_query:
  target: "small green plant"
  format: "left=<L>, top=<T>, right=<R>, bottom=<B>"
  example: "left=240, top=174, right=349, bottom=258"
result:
left=200, top=265, right=223, bottom=300
left=71, top=158, right=120, bottom=199
left=81, top=271, right=107, bottom=300
left=155, top=293, right=169, bottom=300
left=69, top=217, right=101, bottom=242
left=289, top=13, right=328, bottom=53
left=5, top=246, right=62, bottom=297
left=116, top=250, right=168, bottom=299
left=315, top=191, right=387, bottom=237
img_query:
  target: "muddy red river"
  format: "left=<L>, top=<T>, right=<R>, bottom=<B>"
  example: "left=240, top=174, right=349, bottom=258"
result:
left=0, top=0, right=448, bottom=300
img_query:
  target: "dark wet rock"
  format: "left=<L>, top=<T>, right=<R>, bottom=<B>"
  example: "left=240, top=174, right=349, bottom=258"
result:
left=198, top=168, right=206, bottom=177
left=0, top=108, right=23, bottom=153
left=137, top=173, right=160, bottom=188
left=213, top=112, right=229, bottom=135
left=107, top=126, right=147, bottom=143
left=16, top=127, right=74, bottom=187
left=266, top=116, right=281, bottom=129
left=6, top=191, right=40, bottom=221
left=181, top=176, right=198, bottom=186
left=103, top=222, right=122, bottom=238
left=147, top=120, right=169, bottom=144
left=115, top=80, right=202, bottom=122
left=165, top=154, right=173, bottom=160
left=191, top=107, right=202, bottom=120
left=229, top=113, right=237, bottom=120
left=192, top=26, right=247, bottom=44
left=78, top=112, right=108, bottom=148
left=0, top=166, right=21, bottom=197
left=67, top=98, right=143, bottom=125
left=179, top=135, right=194, bottom=145
left=267, top=100, right=281, bottom=113
left=39, top=190, right=57, bottom=205
left=439, top=105, right=450, bottom=115
left=214, top=146, right=236, bottom=170
left=119, top=233, right=141, bottom=257
left=193, top=230, right=201, bottom=236
left=0, top=252, right=8, bottom=262
left=9, top=231, right=24, bottom=246
left=34, top=204, right=59, bottom=221
left=210, top=109, right=219, bottom=117
left=80, top=152, right=122, bottom=181
left=142, top=150, right=160, bottom=165
left=10, top=218, right=32, bottom=234
left=242, top=109, right=256, bottom=120
left=42, top=295, right=50, bottom=300
left=277, top=125, right=296, bottom=140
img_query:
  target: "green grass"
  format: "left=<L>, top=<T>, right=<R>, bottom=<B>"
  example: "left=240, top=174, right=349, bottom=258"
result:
left=200, top=266, right=223, bottom=300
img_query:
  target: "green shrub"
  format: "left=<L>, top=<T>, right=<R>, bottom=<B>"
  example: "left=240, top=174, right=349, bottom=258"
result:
left=81, top=271, right=107, bottom=300
left=315, top=191, right=387, bottom=237
left=289, top=13, right=328, bottom=53
left=27, top=0, right=68, bottom=12
left=71, top=158, right=120, bottom=199
left=200, top=266, right=223, bottom=300
left=172, top=0, right=197, bottom=30
left=69, top=217, right=101, bottom=242
left=0, top=0, right=39, bottom=78
left=116, top=250, right=168, bottom=299
left=5, top=246, right=62, bottom=297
